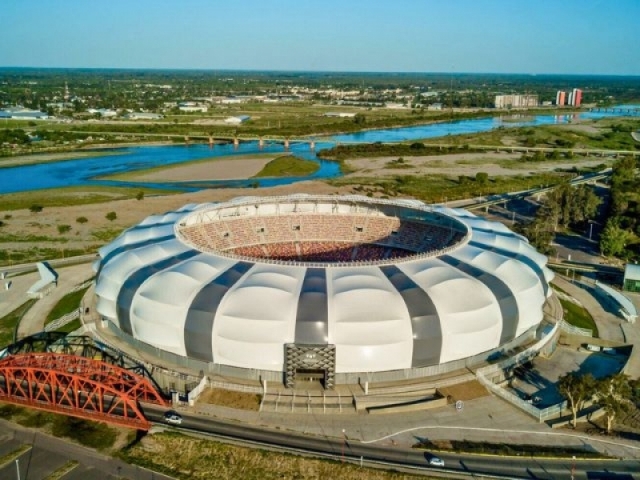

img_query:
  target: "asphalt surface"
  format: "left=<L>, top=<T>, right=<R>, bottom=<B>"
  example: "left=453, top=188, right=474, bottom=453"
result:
left=145, top=405, right=640, bottom=480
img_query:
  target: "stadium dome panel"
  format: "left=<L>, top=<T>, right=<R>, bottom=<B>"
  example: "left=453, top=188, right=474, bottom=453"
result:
left=93, top=195, right=555, bottom=387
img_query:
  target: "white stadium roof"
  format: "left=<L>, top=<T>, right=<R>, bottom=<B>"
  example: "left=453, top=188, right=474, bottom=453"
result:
left=94, top=195, right=553, bottom=376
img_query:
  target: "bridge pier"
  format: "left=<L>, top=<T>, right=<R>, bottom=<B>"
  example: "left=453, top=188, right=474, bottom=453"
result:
left=284, top=138, right=290, bottom=149
left=208, top=135, right=214, bottom=147
left=233, top=137, right=239, bottom=148
left=259, top=137, right=264, bottom=149
left=184, top=135, right=190, bottom=145
left=310, top=140, right=315, bottom=150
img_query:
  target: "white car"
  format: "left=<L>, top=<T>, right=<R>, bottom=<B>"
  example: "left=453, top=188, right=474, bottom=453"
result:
left=428, top=456, right=445, bottom=467
left=164, top=411, right=183, bottom=425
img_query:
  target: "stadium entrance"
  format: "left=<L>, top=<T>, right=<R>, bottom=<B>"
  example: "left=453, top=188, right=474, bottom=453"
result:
left=285, top=344, right=336, bottom=389
left=294, top=368, right=327, bottom=388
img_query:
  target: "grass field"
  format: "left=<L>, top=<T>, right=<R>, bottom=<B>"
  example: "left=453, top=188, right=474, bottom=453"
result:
left=330, top=172, right=570, bottom=204
left=0, top=185, right=176, bottom=212
left=253, top=155, right=319, bottom=177
left=0, top=299, right=37, bottom=347
left=0, top=403, right=119, bottom=451
left=45, top=285, right=91, bottom=324
left=119, top=431, right=427, bottom=480
left=558, top=297, right=599, bottom=337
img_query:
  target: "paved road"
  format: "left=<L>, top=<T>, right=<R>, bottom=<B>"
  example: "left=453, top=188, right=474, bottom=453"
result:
left=144, top=406, right=639, bottom=479
left=0, top=420, right=173, bottom=480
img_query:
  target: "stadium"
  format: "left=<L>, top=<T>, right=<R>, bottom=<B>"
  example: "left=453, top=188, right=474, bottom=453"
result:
left=94, top=195, right=554, bottom=388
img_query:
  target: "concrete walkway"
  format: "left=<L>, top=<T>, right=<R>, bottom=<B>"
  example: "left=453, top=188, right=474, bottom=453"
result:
left=552, top=275, right=640, bottom=379
left=17, top=263, right=94, bottom=338
left=552, top=275, right=626, bottom=342
left=189, top=395, right=640, bottom=460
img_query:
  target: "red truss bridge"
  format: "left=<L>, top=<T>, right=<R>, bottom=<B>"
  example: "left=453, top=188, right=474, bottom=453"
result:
left=0, top=351, right=168, bottom=430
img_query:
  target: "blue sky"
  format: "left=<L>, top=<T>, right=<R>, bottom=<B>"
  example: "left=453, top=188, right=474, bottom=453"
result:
left=2, top=0, right=639, bottom=74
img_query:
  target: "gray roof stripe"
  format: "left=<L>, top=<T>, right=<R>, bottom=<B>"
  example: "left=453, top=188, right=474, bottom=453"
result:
left=184, top=261, right=254, bottom=362
left=380, top=265, right=442, bottom=368
left=441, top=255, right=519, bottom=344
left=294, top=268, right=329, bottom=345
left=469, top=240, right=549, bottom=296
left=116, top=250, right=199, bottom=335
left=98, top=234, right=175, bottom=277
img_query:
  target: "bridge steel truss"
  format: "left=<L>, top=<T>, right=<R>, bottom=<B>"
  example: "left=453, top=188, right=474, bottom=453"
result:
left=0, top=352, right=167, bottom=430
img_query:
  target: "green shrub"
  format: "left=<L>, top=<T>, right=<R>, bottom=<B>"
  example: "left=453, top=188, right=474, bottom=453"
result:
left=76, top=216, right=88, bottom=224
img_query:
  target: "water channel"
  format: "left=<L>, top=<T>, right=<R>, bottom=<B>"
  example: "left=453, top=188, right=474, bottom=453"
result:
left=0, top=108, right=637, bottom=195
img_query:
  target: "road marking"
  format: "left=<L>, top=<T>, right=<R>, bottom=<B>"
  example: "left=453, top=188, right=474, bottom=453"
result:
left=360, top=425, right=640, bottom=452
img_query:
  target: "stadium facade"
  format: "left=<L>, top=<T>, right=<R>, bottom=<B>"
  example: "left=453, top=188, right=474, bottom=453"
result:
left=94, top=195, right=554, bottom=388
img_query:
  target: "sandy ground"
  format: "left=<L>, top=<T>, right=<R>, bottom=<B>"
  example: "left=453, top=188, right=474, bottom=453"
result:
left=345, top=152, right=612, bottom=178
left=0, top=181, right=353, bottom=257
left=122, top=155, right=276, bottom=182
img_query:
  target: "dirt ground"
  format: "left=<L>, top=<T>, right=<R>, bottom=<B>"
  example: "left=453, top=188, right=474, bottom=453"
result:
left=197, top=388, right=261, bottom=410
left=344, top=152, right=611, bottom=179
left=0, top=181, right=353, bottom=256
left=120, top=154, right=277, bottom=182
left=438, top=380, right=490, bottom=401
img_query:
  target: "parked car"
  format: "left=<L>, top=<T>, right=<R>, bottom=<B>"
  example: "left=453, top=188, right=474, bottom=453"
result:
left=428, top=456, right=445, bottom=467
left=164, top=410, right=182, bottom=425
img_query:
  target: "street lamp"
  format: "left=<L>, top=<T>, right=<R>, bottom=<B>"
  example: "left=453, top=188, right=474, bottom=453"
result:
left=589, top=221, right=594, bottom=240
left=15, top=459, right=20, bottom=480
left=571, top=455, right=576, bottom=480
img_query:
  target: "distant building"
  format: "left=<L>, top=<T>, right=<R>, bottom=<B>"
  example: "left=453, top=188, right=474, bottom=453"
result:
left=494, top=95, right=538, bottom=109
left=556, top=91, right=566, bottom=106
left=624, top=264, right=640, bottom=293
left=323, top=112, right=356, bottom=118
left=427, top=103, right=443, bottom=111
left=88, top=108, right=117, bottom=117
left=125, top=112, right=164, bottom=120
left=0, top=107, right=49, bottom=120
left=572, top=88, right=583, bottom=107
left=224, top=115, right=251, bottom=124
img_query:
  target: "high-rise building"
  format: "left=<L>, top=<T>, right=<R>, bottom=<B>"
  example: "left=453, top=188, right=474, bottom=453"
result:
left=494, top=94, right=539, bottom=109
left=572, top=88, right=583, bottom=107
left=567, top=91, right=574, bottom=107
left=555, top=91, right=566, bottom=106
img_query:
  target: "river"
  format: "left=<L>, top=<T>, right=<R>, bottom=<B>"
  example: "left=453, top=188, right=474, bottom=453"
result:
left=0, top=108, right=637, bottom=195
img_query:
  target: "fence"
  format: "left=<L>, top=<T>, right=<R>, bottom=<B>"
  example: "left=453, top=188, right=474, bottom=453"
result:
left=44, top=309, right=80, bottom=332
left=187, top=376, right=209, bottom=405
left=558, top=319, right=593, bottom=337
left=209, top=380, right=263, bottom=395
left=476, top=321, right=566, bottom=423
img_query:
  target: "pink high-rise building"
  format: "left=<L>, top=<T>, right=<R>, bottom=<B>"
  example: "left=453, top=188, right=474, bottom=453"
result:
left=573, top=88, right=583, bottom=107
left=556, top=91, right=566, bottom=106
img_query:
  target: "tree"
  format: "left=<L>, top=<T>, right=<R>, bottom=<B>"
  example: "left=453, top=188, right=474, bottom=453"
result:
left=76, top=216, right=88, bottom=224
left=135, top=191, right=145, bottom=201
left=353, top=113, right=366, bottom=125
left=599, top=219, right=632, bottom=257
left=557, top=372, right=596, bottom=428
left=595, top=373, right=632, bottom=434
left=29, top=204, right=43, bottom=213
left=105, top=211, right=117, bottom=221
left=475, top=172, right=489, bottom=185
left=57, top=224, right=71, bottom=234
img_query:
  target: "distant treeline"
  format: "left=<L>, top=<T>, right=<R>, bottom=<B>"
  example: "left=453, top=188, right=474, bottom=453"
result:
left=318, top=142, right=484, bottom=160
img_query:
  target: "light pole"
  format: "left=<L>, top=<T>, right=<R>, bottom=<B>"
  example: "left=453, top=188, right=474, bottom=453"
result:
left=589, top=221, right=594, bottom=240
left=341, top=429, right=346, bottom=462
left=15, top=459, right=20, bottom=480
left=571, top=455, right=576, bottom=480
